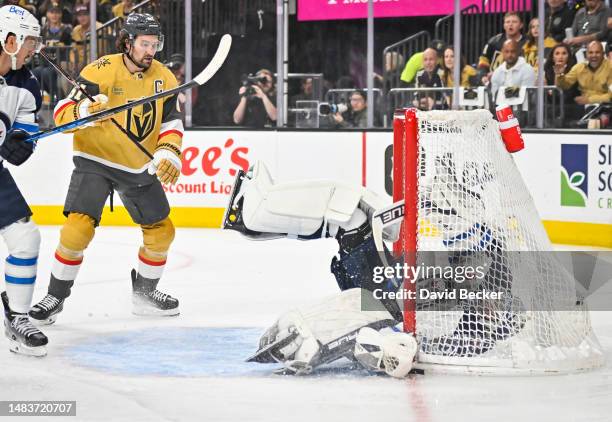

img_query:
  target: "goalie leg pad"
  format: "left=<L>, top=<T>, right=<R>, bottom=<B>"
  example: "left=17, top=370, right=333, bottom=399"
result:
left=249, top=289, right=398, bottom=374
left=224, top=161, right=366, bottom=238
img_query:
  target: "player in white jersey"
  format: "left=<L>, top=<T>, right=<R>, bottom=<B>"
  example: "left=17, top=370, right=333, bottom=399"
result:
left=0, top=5, right=47, bottom=356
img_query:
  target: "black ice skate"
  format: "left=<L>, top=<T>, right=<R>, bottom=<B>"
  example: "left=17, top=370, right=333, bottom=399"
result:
left=2, top=292, right=48, bottom=357
left=29, top=294, right=64, bottom=325
left=131, top=269, right=179, bottom=316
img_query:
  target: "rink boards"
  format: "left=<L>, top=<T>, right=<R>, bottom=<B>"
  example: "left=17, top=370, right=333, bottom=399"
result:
left=7, top=129, right=612, bottom=247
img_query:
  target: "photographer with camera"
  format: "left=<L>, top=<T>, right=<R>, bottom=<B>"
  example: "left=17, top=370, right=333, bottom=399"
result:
left=233, top=68, right=277, bottom=128
left=320, top=90, right=373, bottom=128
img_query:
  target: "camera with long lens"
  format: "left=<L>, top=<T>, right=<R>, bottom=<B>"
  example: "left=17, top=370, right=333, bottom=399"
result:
left=318, top=102, right=348, bottom=116
left=241, top=74, right=268, bottom=98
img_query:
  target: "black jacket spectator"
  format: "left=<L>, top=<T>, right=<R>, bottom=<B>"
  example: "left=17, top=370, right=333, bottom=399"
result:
left=37, top=0, right=75, bottom=26
left=546, top=1, right=576, bottom=42
left=237, top=95, right=276, bottom=128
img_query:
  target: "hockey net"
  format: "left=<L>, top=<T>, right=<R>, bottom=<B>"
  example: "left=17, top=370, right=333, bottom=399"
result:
left=392, top=108, right=604, bottom=374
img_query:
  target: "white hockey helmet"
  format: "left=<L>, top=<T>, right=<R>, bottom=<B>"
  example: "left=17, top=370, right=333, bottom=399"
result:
left=354, top=327, right=417, bottom=378
left=0, top=5, right=42, bottom=70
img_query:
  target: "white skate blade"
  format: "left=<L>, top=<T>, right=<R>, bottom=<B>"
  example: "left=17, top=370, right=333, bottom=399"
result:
left=7, top=338, right=47, bottom=357
left=131, top=306, right=180, bottom=317
left=132, top=298, right=180, bottom=317
left=30, top=314, right=57, bottom=326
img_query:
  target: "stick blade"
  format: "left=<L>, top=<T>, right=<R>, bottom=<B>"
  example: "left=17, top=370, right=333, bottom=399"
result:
left=193, top=34, right=232, bottom=86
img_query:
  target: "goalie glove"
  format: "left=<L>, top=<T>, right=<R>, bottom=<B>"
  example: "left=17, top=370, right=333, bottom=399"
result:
left=250, top=310, right=321, bottom=375
left=0, top=129, right=35, bottom=166
left=354, top=327, right=417, bottom=378
left=76, top=94, right=110, bottom=127
left=147, top=144, right=182, bottom=185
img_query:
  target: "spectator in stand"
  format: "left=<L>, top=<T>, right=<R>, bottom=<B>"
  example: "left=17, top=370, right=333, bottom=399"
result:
left=413, top=47, right=446, bottom=110
left=96, top=0, right=115, bottom=22
left=32, top=3, right=72, bottom=102
left=290, top=77, right=314, bottom=106
left=71, top=4, right=102, bottom=71
left=608, top=16, right=612, bottom=61
left=37, top=0, right=74, bottom=25
left=113, top=0, right=134, bottom=20
left=164, top=53, right=198, bottom=123
left=491, top=39, right=536, bottom=98
left=400, top=39, right=445, bottom=86
left=523, top=17, right=558, bottom=69
left=556, top=40, right=611, bottom=110
left=441, top=46, right=478, bottom=87
left=478, top=12, right=527, bottom=85
left=546, top=0, right=577, bottom=42
left=565, top=0, right=610, bottom=47
left=374, top=51, right=404, bottom=90
left=233, top=68, right=277, bottom=128
left=545, top=43, right=578, bottom=90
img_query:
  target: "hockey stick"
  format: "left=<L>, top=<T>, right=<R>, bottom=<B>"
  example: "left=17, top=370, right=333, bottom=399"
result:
left=27, top=34, right=232, bottom=142
left=38, top=49, right=154, bottom=160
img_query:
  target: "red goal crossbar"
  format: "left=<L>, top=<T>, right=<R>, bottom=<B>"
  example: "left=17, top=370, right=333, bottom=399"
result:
left=392, top=108, right=418, bottom=334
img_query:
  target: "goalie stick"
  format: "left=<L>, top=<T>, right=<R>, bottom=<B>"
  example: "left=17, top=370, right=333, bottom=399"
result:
left=26, top=34, right=232, bottom=142
left=39, top=49, right=154, bottom=160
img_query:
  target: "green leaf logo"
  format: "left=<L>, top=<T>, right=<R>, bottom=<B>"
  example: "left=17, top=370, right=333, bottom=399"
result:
left=561, top=168, right=587, bottom=207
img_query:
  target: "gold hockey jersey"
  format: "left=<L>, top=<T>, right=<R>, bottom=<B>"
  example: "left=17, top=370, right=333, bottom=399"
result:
left=53, top=53, right=184, bottom=173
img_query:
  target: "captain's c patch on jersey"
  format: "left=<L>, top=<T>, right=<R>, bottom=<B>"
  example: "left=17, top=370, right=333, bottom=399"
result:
left=154, top=80, right=163, bottom=94
left=126, top=100, right=157, bottom=142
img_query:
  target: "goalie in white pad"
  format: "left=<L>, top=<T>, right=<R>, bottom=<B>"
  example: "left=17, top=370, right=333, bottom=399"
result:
left=223, top=161, right=400, bottom=296
left=247, top=289, right=416, bottom=378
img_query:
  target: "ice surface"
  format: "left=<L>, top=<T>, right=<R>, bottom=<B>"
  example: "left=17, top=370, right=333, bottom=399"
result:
left=1, top=227, right=611, bottom=421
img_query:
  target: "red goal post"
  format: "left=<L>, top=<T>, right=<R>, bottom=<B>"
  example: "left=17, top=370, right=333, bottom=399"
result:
left=392, top=108, right=418, bottom=334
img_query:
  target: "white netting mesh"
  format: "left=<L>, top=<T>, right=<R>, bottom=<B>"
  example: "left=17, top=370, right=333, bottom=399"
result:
left=398, top=109, right=604, bottom=373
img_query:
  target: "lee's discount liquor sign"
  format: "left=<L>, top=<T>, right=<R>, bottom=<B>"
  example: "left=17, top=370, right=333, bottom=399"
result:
left=297, top=0, right=531, bottom=21
left=162, top=131, right=276, bottom=208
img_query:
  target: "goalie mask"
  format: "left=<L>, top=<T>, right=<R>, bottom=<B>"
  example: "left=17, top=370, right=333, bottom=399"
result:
left=0, top=5, right=42, bottom=70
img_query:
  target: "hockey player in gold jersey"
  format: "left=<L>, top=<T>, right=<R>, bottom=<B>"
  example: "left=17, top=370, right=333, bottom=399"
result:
left=30, top=13, right=182, bottom=324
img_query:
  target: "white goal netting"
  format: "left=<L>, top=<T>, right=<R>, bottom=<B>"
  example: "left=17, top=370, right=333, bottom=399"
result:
left=394, top=109, right=604, bottom=374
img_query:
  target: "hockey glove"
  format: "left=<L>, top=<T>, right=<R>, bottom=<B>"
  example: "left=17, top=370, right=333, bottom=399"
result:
left=0, top=129, right=35, bottom=166
left=77, top=94, right=110, bottom=127
left=147, top=146, right=182, bottom=185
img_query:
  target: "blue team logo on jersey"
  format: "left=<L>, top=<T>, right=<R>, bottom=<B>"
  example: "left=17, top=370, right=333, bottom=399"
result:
left=561, top=144, right=588, bottom=207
